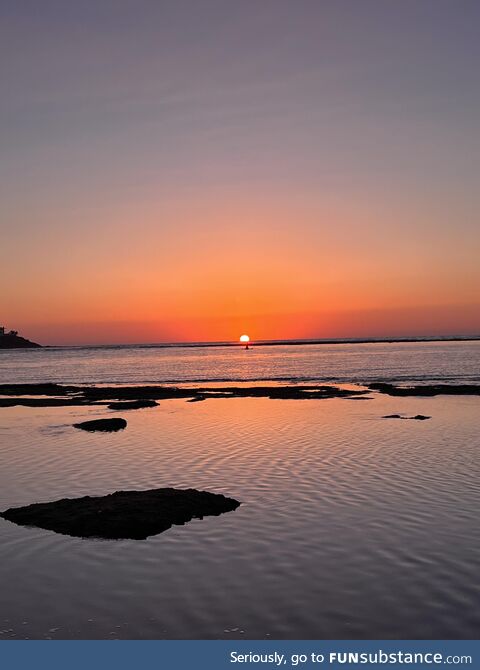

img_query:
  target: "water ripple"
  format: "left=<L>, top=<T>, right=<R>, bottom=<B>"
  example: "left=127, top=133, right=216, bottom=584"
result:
left=0, top=394, right=479, bottom=638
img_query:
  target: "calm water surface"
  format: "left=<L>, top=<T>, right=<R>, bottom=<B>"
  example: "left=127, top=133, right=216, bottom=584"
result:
left=1, top=340, right=479, bottom=384
left=0, top=342, right=479, bottom=639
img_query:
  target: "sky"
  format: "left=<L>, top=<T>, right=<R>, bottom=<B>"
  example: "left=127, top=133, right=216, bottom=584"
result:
left=1, top=0, right=479, bottom=344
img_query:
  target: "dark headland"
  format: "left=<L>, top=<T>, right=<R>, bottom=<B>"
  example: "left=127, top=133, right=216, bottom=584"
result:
left=0, top=328, right=41, bottom=349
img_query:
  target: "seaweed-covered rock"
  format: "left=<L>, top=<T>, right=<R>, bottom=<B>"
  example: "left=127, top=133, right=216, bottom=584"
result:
left=371, top=383, right=480, bottom=397
left=382, top=414, right=431, bottom=420
left=0, top=488, right=241, bottom=540
left=0, top=382, right=371, bottom=407
left=107, top=400, right=158, bottom=410
left=73, top=418, right=127, bottom=432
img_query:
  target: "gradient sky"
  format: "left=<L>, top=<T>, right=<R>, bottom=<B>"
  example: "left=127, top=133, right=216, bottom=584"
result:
left=1, top=0, right=479, bottom=344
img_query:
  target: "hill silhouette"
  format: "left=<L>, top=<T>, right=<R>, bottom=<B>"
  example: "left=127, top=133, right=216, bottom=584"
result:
left=0, top=331, right=41, bottom=348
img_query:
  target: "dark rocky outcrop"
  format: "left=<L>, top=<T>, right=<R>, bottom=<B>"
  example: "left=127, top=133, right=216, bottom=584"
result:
left=0, top=333, right=41, bottom=348
left=73, top=418, right=127, bottom=432
left=370, top=383, right=480, bottom=397
left=1, top=381, right=479, bottom=409
left=0, top=397, right=84, bottom=408
left=0, top=383, right=370, bottom=407
left=0, top=383, right=76, bottom=395
left=383, top=414, right=431, bottom=420
left=107, top=400, right=158, bottom=410
left=0, top=488, right=241, bottom=540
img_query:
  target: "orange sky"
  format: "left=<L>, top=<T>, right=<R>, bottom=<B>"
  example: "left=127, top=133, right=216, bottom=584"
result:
left=2, top=194, right=479, bottom=344
left=1, top=3, right=479, bottom=345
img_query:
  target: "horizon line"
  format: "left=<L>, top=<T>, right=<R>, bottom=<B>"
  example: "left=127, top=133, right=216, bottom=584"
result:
left=39, top=334, right=480, bottom=349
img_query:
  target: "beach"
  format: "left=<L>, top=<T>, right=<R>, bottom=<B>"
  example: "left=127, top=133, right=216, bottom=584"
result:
left=0, top=341, right=479, bottom=639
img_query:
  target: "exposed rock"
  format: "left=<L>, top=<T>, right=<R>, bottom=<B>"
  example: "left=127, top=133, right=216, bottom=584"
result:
left=0, top=398, right=86, bottom=408
left=0, top=488, right=241, bottom=540
left=0, top=383, right=370, bottom=407
left=107, top=400, right=158, bottom=410
left=382, top=414, right=431, bottom=420
left=370, top=383, right=480, bottom=397
left=73, top=418, right=127, bottom=432
left=0, top=333, right=41, bottom=348
left=2, top=380, right=478, bottom=409
left=0, top=383, right=70, bottom=395
left=343, top=396, right=373, bottom=400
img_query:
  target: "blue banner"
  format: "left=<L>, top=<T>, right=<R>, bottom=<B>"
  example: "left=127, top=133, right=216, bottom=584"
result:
left=0, top=640, right=477, bottom=670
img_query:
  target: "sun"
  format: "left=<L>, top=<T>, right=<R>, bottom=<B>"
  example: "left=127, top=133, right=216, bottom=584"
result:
left=239, top=334, right=250, bottom=343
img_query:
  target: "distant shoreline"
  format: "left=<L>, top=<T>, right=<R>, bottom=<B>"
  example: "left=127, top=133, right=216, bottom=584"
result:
left=34, top=335, right=480, bottom=350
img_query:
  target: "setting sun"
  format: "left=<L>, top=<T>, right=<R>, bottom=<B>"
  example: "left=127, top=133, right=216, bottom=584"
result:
left=239, top=335, right=250, bottom=343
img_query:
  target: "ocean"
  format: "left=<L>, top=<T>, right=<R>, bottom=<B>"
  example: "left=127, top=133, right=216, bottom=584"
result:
left=0, top=340, right=479, bottom=639
left=1, top=339, right=479, bottom=385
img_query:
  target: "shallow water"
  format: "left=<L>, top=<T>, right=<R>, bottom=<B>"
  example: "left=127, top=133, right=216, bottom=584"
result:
left=1, top=390, right=479, bottom=639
